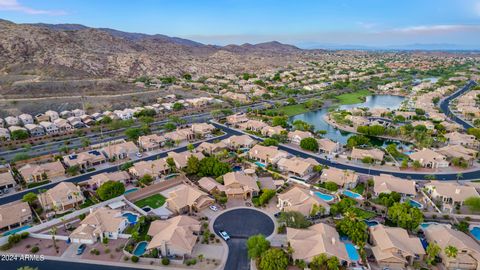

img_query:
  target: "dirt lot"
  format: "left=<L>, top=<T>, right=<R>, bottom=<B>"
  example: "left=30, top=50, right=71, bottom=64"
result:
left=80, top=238, right=128, bottom=262
left=8, top=237, right=69, bottom=256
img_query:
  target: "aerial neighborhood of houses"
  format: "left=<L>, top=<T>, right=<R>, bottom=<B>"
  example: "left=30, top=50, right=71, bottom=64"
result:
left=2, top=54, right=480, bottom=270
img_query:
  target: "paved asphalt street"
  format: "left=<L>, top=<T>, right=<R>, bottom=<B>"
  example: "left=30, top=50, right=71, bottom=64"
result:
left=1, top=259, right=139, bottom=270
left=213, top=209, right=275, bottom=270
left=438, top=80, right=477, bottom=130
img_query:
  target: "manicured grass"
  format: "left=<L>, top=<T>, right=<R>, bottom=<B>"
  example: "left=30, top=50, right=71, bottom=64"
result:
left=266, top=104, right=309, bottom=117
left=351, top=207, right=377, bottom=220
left=335, top=90, right=372, bottom=105
left=472, top=180, right=480, bottom=183
left=80, top=198, right=95, bottom=209
left=134, top=194, right=166, bottom=209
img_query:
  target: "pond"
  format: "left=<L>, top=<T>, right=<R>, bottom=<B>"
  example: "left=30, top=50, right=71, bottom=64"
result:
left=290, top=95, right=408, bottom=146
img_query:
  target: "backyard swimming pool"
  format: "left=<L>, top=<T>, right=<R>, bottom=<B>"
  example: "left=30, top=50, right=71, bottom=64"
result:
left=124, top=188, right=138, bottom=195
left=232, top=165, right=242, bottom=172
left=471, top=227, right=480, bottom=241
left=342, top=190, right=363, bottom=200
left=408, top=199, right=423, bottom=209
left=344, top=242, right=360, bottom=261
left=133, top=241, right=148, bottom=256
left=314, top=191, right=335, bottom=202
left=122, top=212, right=139, bottom=224
left=254, top=161, right=266, bottom=168
left=364, top=220, right=379, bottom=227
left=2, top=225, right=32, bottom=236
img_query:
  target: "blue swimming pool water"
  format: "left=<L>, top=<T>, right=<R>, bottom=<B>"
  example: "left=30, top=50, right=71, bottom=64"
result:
left=232, top=166, right=242, bottom=172
left=124, top=188, right=138, bottom=195
left=165, top=173, right=179, bottom=180
left=254, top=161, right=266, bottom=168
left=343, top=190, right=362, bottom=199
left=409, top=199, right=423, bottom=209
left=314, top=191, right=335, bottom=202
left=133, top=241, right=148, bottom=256
left=344, top=242, right=360, bottom=261
left=364, top=220, right=379, bottom=227
left=471, top=227, right=480, bottom=241
left=122, top=213, right=139, bottom=224
left=2, top=225, right=32, bottom=236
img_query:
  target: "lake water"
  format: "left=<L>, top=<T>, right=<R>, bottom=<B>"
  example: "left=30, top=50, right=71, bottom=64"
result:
left=290, top=95, right=407, bottom=146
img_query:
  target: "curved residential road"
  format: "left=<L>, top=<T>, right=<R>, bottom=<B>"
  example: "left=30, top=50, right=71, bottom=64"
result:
left=439, top=80, right=477, bottom=129
left=211, top=122, right=480, bottom=181
left=212, top=208, right=275, bottom=270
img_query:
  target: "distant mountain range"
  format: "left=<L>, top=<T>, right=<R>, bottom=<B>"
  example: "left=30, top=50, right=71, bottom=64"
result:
left=299, top=41, right=479, bottom=51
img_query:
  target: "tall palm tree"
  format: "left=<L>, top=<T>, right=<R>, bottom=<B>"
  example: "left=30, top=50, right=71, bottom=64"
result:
left=445, top=245, right=458, bottom=258
left=50, top=226, right=57, bottom=252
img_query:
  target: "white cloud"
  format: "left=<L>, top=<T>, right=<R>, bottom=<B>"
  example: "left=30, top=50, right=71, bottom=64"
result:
left=0, top=0, right=66, bottom=15
left=391, top=24, right=480, bottom=34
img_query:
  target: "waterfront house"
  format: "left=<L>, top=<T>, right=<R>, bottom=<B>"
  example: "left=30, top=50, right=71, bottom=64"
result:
left=350, top=147, right=385, bottom=163
left=409, top=148, right=449, bottom=168
left=288, top=130, right=313, bottom=145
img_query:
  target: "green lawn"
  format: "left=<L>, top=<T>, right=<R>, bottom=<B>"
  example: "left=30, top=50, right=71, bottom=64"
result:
left=266, top=104, right=309, bottom=117
left=335, top=90, right=372, bottom=105
left=351, top=207, right=377, bottom=220
left=134, top=194, right=166, bottom=209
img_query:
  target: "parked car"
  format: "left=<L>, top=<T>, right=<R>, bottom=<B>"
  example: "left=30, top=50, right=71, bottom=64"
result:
left=77, top=244, right=87, bottom=255
left=135, top=152, right=143, bottom=158
left=209, top=205, right=219, bottom=212
left=219, top=230, right=230, bottom=241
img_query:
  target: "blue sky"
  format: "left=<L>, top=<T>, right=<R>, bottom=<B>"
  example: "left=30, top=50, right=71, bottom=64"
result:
left=0, top=0, right=480, bottom=48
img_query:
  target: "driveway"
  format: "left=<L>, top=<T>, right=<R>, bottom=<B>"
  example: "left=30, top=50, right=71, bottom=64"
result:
left=213, top=208, right=275, bottom=270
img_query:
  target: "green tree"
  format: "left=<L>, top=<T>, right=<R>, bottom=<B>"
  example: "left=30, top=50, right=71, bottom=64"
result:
left=22, top=192, right=38, bottom=205
left=198, top=157, right=231, bottom=177
left=81, top=138, right=91, bottom=148
left=387, top=202, right=424, bottom=231
left=336, top=212, right=368, bottom=245
left=246, top=234, right=270, bottom=259
left=346, top=135, right=370, bottom=149
left=425, top=242, right=441, bottom=266
left=172, top=102, right=184, bottom=111
left=465, top=196, right=480, bottom=212
left=185, top=155, right=200, bottom=175
left=139, top=174, right=153, bottom=185
left=125, top=126, right=148, bottom=140
left=272, top=116, right=288, bottom=128
left=187, top=143, right=195, bottom=152
left=445, top=245, right=458, bottom=259
left=166, top=157, right=176, bottom=172
left=11, top=129, right=29, bottom=140
left=66, top=165, right=80, bottom=176
left=262, top=138, right=279, bottom=146
left=163, top=122, right=177, bottom=131
left=412, top=160, right=422, bottom=169
left=96, top=181, right=125, bottom=201
left=278, top=211, right=311, bottom=228
left=259, top=248, right=289, bottom=270
left=300, top=137, right=319, bottom=152
left=258, top=189, right=276, bottom=206
left=324, top=181, right=338, bottom=192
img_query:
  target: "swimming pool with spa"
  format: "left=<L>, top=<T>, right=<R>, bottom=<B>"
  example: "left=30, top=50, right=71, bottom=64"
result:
left=124, top=188, right=138, bottom=195
left=314, top=191, right=335, bottom=202
left=122, top=212, right=139, bottom=224
left=342, top=190, right=363, bottom=200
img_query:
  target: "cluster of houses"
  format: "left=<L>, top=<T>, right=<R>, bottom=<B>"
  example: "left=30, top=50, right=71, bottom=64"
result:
left=0, top=96, right=218, bottom=141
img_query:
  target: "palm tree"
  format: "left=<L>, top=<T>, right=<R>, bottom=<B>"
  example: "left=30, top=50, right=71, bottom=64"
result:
left=445, top=245, right=458, bottom=258
left=50, top=226, right=57, bottom=252
left=456, top=173, right=463, bottom=181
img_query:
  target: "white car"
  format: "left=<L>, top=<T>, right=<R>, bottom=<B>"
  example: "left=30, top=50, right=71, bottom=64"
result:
left=135, top=152, right=143, bottom=158
left=209, top=205, right=219, bottom=212
left=219, top=230, right=230, bottom=241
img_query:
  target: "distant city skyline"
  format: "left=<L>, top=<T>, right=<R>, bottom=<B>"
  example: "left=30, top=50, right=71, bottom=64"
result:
left=1, top=0, right=480, bottom=49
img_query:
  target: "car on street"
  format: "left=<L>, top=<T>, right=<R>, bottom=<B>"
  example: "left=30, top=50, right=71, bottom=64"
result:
left=219, top=230, right=230, bottom=241
left=77, top=244, right=87, bottom=255
left=209, top=205, right=219, bottom=212
left=135, top=152, right=143, bottom=158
